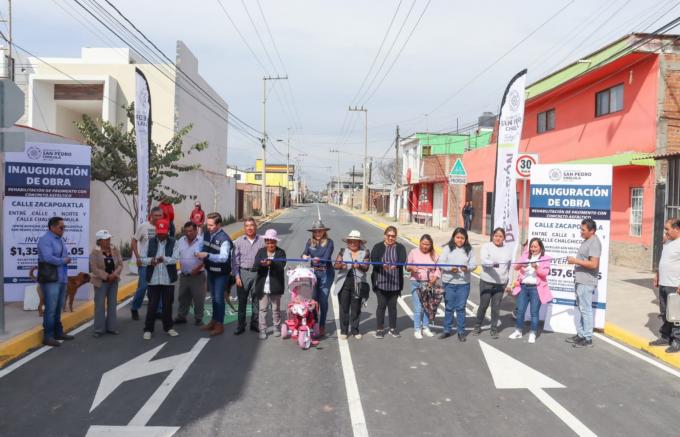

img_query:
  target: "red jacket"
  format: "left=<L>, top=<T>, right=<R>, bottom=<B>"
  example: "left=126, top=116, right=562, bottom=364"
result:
left=159, top=202, right=174, bottom=222
left=190, top=207, right=205, bottom=226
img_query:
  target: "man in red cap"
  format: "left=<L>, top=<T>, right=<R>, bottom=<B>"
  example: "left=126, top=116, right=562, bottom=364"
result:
left=140, top=218, right=180, bottom=339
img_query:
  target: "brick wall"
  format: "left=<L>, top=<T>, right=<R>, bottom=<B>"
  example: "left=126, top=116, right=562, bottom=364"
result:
left=662, top=53, right=680, bottom=154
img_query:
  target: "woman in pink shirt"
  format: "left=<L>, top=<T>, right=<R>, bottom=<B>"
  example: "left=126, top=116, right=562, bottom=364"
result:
left=406, top=234, right=440, bottom=339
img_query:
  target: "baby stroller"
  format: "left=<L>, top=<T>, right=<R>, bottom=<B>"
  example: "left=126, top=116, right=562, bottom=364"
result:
left=282, top=266, right=320, bottom=349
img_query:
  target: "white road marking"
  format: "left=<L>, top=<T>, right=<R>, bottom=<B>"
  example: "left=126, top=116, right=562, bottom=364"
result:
left=479, top=340, right=597, bottom=437
left=330, top=284, right=369, bottom=437
left=317, top=204, right=322, bottom=220
left=85, top=425, right=179, bottom=436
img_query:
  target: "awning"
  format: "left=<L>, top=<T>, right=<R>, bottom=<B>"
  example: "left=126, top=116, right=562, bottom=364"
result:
left=564, top=151, right=655, bottom=167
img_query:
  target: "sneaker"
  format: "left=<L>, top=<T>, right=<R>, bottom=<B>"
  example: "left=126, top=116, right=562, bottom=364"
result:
left=665, top=341, right=680, bottom=353
left=339, top=334, right=348, bottom=340
left=389, top=330, right=401, bottom=338
left=259, top=332, right=267, bottom=340
left=92, top=332, right=102, bottom=338
left=143, top=331, right=152, bottom=340
left=649, top=338, right=670, bottom=347
left=438, top=332, right=451, bottom=340
left=457, top=333, right=466, bottom=342
left=472, top=326, right=482, bottom=336
left=573, top=337, right=593, bottom=348
left=131, top=309, right=139, bottom=320
left=489, top=329, right=499, bottom=339
left=374, top=330, right=384, bottom=339
left=273, top=329, right=281, bottom=337
left=422, top=327, right=434, bottom=338
left=565, top=335, right=583, bottom=344
left=414, top=330, right=423, bottom=340
left=509, top=329, right=522, bottom=340
left=106, top=330, right=119, bottom=335
left=528, top=332, right=537, bottom=344
left=167, top=329, right=179, bottom=337
left=354, top=333, right=363, bottom=340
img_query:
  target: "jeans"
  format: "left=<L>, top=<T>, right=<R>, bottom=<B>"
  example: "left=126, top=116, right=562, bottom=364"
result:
left=476, top=280, right=504, bottom=329
left=411, top=281, right=430, bottom=330
left=144, top=285, right=174, bottom=333
left=659, top=286, right=680, bottom=341
left=208, top=272, right=228, bottom=324
left=314, top=269, right=334, bottom=328
left=131, top=266, right=148, bottom=311
left=442, top=283, right=470, bottom=334
left=575, top=283, right=595, bottom=340
left=516, top=284, right=541, bottom=332
left=41, top=282, right=66, bottom=340
left=94, top=281, right=118, bottom=333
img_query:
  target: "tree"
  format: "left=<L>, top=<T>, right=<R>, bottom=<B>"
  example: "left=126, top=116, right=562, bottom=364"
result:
left=76, top=104, right=208, bottom=231
left=377, top=158, right=398, bottom=184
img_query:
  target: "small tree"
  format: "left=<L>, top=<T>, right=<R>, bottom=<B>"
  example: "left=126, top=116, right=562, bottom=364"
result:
left=76, top=104, right=208, bottom=232
left=378, top=158, right=397, bottom=184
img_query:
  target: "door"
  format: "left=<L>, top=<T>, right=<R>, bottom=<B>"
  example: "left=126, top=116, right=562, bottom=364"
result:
left=466, top=182, right=484, bottom=233
left=433, top=184, right=443, bottom=227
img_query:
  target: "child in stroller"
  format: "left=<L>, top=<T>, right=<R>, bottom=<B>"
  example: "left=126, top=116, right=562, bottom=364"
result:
left=282, top=265, right=321, bottom=349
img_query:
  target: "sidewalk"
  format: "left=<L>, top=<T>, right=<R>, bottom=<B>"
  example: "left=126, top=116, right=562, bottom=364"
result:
left=342, top=205, right=679, bottom=369
left=0, top=209, right=288, bottom=369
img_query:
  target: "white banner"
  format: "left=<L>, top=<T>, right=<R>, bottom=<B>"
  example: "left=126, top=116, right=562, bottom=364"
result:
left=135, top=68, right=151, bottom=227
left=3, top=142, right=91, bottom=301
left=493, top=69, right=526, bottom=252
left=528, top=164, right=612, bottom=333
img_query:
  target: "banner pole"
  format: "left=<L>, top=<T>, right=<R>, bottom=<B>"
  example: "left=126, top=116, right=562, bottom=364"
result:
left=522, top=178, right=528, bottom=244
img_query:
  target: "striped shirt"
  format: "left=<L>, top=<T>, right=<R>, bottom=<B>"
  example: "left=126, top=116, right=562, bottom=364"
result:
left=376, top=244, right=400, bottom=291
left=232, top=234, right=265, bottom=277
left=143, top=239, right=180, bottom=285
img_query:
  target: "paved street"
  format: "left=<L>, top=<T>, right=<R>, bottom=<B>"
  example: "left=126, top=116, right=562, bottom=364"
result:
left=1, top=204, right=679, bottom=437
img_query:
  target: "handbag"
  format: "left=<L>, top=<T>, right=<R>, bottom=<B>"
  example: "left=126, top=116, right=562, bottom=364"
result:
left=37, top=261, right=59, bottom=283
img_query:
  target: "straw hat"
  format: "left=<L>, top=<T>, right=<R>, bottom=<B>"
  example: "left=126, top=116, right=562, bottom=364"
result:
left=307, top=219, right=330, bottom=232
left=342, top=230, right=366, bottom=244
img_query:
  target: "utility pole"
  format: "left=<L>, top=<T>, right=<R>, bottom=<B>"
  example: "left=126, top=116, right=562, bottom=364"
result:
left=330, top=148, right=340, bottom=204
left=351, top=165, right=356, bottom=209
left=349, top=106, right=368, bottom=212
left=394, top=125, right=400, bottom=220
left=286, top=128, right=290, bottom=205
left=261, top=75, right=287, bottom=216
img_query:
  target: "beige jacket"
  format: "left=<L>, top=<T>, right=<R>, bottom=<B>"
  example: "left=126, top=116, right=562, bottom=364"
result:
left=89, top=246, right=123, bottom=288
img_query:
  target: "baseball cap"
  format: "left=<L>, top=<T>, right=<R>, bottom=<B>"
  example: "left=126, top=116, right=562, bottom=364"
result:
left=95, top=229, right=113, bottom=240
left=155, top=219, right=170, bottom=235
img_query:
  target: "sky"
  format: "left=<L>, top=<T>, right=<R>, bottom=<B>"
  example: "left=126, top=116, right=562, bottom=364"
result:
left=8, top=0, right=680, bottom=189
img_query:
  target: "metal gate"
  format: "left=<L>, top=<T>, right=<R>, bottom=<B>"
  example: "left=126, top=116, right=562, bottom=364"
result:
left=667, top=157, right=680, bottom=219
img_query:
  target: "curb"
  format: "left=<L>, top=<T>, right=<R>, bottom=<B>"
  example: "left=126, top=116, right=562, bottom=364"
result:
left=0, top=208, right=290, bottom=369
left=341, top=205, right=680, bottom=370
left=0, top=280, right=137, bottom=369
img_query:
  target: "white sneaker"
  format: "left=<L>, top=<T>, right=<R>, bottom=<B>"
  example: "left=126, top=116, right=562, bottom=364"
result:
left=422, top=327, right=434, bottom=337
left=167, top=329, right=179, bottom=337
left=528, top=332, right=536, bottom=344
left=414, top=330, right=423, bottom=340
left=354, top=333, right=363, bottom=340
left=509, top=329, right=522, bottom=340
left=339, top=334, right=348, bottom=340
left=143, top=331, right=152, bottom=340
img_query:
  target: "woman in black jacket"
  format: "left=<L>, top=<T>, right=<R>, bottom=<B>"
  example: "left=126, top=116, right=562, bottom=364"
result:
left=254, top=229, right=287, bottom=340
left=370, top=226, right=407, bottom=338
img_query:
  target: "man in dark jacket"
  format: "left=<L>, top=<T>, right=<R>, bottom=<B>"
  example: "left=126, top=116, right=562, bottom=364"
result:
left=142, top=219, right=179, bottom=340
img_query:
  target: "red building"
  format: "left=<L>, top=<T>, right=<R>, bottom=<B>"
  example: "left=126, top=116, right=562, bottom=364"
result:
left=461, top=34, right=680, bottom=268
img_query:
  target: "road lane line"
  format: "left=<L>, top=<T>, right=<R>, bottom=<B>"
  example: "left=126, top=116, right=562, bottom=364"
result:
left=529, top=388, right=597, bottom=437
left=330, top=285, right=369, bottom=437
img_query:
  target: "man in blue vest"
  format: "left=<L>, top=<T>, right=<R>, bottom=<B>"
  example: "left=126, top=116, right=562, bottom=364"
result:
left=142, top=219, right=180, bottom=340
left=197, top=212, right=232, bottom=337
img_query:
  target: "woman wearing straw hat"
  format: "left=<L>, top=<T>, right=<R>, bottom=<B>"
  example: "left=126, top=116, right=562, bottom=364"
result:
left=334, top=230, right=370, bottom=340
left=89, top=230, right=123, bottom=337
left=302, top=219, right=335, bottom=337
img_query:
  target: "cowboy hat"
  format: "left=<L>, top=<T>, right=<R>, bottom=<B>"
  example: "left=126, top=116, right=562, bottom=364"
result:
left=342, top=230, right=366, bottom=244
left=307, top=219, right=330, bottom=232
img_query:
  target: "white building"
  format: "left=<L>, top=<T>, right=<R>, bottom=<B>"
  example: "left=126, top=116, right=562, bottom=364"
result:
left=18, top=42, right=236, bottom=244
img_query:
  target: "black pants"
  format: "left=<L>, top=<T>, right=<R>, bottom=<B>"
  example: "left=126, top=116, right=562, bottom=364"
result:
left=145, top=285, right=174, bottom=333
left=375, top=288, right=399, bottom=331
left=339, top=275, right=362, bottom=335
left=236, top=269, right=259, bottom=329
left=476, top=280, right=505, bottom=329
left=659, top=286, right=680, bottom=341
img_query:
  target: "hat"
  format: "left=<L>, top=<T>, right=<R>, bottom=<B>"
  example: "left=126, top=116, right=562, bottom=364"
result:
left=263, top=228, right=280, bottom=242
left=307, top=219, right=330, bottom=232
left=95, top=229, right=112, bottom=240
left=155, top=219, right=170, bottom=235
left=342, top=230, right=366, bottom=244
left=194, top=200, right=201, bottom=206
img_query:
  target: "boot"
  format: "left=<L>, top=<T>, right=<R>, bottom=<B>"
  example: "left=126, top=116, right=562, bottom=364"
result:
left=200, top=320, right=216, bottom=332
left=210, top=323, right=224, bottom=337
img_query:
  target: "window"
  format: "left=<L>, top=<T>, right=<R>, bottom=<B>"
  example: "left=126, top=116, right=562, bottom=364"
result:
left=254, top=174, right=262, bottom=181
left=288, top=174, right=294, bottom=181
left=630, top=187, right=643, bottom=237
left=422, top=145, right=432, bottom=156
left=596, top=84, right=624, bottom=116
left=233, top=174, right=241, bottom=181
left=537, top=109, right=555, bottom=133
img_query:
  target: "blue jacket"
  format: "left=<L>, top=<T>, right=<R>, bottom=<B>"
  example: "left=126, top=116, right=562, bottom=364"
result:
left=37, top=231, right=69, bottom=283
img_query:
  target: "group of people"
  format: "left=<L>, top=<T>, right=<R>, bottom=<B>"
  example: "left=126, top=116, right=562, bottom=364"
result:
left=37, top=207, right=680, bottom=353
